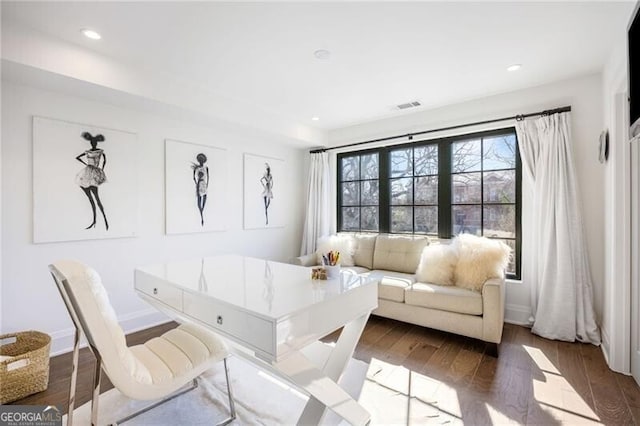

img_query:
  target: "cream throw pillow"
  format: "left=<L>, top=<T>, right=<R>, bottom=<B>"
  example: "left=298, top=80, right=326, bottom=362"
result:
left=452, top=234, right=511, bottom=291
left=415, top=244, right=458, bottom=286
left=315, top=235, right=355, bottom=266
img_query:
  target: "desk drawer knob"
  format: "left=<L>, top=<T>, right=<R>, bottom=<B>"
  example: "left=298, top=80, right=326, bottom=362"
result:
left=217, top=315, right=223, bottom=325
left=153, top=288, right=158, bottom=295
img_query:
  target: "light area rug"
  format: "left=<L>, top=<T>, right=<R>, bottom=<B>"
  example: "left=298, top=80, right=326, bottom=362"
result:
left=64, top=343, right=470, bottom=425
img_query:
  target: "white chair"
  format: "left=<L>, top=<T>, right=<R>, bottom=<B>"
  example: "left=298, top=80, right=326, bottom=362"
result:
left=49, top=260, right=236, bottom=426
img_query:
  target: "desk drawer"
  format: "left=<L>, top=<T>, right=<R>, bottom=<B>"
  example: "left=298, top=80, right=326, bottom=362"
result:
left=135, top=272, right=183, bottom=312
left=183, top=292, right=274, bottom=356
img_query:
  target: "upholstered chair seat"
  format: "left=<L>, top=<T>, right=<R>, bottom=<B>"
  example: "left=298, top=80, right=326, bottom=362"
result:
left=120, top=322, right=227, bottom=400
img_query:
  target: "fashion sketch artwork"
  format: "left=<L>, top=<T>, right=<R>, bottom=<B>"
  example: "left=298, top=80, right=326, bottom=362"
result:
left=32, top=117, right=137, bottom=243
left=192, top=153, right=209, bottom=226
left=165, top=139, right=227, bottom=235
left=243, top=153, right=284, bottom=229
left=261, top=162, right=274, bottom=225
left=76, top=132, right=108, bottom=230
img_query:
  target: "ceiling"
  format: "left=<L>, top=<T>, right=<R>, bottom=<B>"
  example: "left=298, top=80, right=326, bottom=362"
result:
left=2, top=1, right=636, bottom=131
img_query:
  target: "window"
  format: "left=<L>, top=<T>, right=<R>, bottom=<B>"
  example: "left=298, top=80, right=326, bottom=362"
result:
left=337, top=151, right=380, bottom=232
left=337, top=128, right=521, bottom=278
left=389, top=145, right=439, bottom=234
left=450, top=134, right=519, bottom=274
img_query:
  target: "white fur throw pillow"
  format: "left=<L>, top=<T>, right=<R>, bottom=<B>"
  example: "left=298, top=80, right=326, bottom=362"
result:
left=315, top=235, right=355, bottom=266
left=415, top=244, right=458, bottom=286
left=452, top=234, right=511, bottom=291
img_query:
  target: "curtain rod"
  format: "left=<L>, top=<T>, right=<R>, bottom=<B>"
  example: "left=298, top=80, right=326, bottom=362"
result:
left=309, top=105, right=571, bottom=154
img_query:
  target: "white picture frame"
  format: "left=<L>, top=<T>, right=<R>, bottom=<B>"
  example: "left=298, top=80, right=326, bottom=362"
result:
left=243, top=153, right=284, bottom=229
left=165, top=139, right=228, bottom=235
left=32, top=116, right=137, bottom=243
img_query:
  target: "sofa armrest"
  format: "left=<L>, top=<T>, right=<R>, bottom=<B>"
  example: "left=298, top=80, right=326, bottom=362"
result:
left=290, top=254, right=317, bottom=267
left=481, top=277, right=506, bottom=344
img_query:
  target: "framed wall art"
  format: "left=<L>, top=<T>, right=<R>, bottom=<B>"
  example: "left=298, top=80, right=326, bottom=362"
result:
left=165, top=139, right=227, bottom=234
left=32, top=116, right=137, bottom=243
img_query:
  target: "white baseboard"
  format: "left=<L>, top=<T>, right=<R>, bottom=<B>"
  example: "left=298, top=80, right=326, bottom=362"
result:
left=49, top=308, right=170, bottom=356
left=505, top=303, right=533, bottom=326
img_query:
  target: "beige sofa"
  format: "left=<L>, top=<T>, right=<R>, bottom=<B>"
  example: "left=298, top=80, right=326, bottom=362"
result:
left=293, top=234, right=505, bottom=347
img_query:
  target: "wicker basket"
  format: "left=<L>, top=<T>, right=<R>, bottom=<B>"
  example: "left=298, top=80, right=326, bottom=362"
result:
left=0, top=330, right=51, bottom=404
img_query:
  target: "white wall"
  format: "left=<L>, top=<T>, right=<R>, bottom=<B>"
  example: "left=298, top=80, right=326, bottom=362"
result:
left=1, top=81, right=307, bottom=354
left=601, top=16, right=634, bottom=372
left=329, top=74, right=605, bottom=326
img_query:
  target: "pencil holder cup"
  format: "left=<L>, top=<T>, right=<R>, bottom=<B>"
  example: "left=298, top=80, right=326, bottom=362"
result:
left=324, top=265, right=341, bottom=280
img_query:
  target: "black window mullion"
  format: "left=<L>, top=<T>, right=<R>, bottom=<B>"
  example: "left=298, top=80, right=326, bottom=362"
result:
left=358, top=156, right=362, bottom=231
left=439, top=139, right=452, bottom=238
left=411, top=148, right=416, bottom=233
left=379, top=147, right=390, bottom=233
left=337, top=154, right=344, bottom=232
left=480, top=137, right=484, bottom=237
left=514, top=132, right=523, bottom=279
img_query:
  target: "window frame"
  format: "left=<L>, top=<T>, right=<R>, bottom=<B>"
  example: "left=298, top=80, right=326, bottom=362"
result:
left=387, top=142, right=440, bottom=235
left=336, top=127, right=522, bottom=279
left=336, top=148, right=383, bottom=234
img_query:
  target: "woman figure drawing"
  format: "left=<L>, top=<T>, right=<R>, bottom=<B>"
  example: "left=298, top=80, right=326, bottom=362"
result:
left=260, top=162, right=274, bottom=225
left=75, top=132, right=109, bottom=230
left=192, top=153, right=209, bottom=226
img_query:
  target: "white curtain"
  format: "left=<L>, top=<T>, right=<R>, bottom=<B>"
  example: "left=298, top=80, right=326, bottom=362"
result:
left=515, top=112, right=601, bottom=344
left=300, top=151, right=331, bottom=255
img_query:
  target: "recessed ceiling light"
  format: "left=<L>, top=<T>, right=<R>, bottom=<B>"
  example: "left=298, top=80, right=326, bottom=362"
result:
left=314, top=49, right=331, bottom=60
left=507, top=64, right=522, bottom=72
left=311, top=117, right=320, bottom=121
left=81, top=29, right=101, bottom=40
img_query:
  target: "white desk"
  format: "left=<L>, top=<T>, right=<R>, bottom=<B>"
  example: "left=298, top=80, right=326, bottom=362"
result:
left=135, top=255, right=377, bottom=425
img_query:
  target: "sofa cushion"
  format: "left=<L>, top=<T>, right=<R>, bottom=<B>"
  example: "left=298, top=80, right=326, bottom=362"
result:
left=352, top=234, right=377, bottom=269
left=373, top=234, right=430, bottom=274
left=406, top=283, right=483, bottom=315
left=415, top=243, right=458, bottom=286
left=362, top=270, right=415, bottom=303
left=316, top=235, right=355, bottom=266
left=452, top=234, right=511, bottom=291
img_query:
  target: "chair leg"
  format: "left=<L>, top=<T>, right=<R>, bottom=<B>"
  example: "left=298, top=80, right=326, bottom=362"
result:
left=66, top=328, right=81, bottom=426
left=65, top=329, right=103, bottom=426
left=91, top=350, right=102, bottom=426
left=217, top=357, right=237, bottom=426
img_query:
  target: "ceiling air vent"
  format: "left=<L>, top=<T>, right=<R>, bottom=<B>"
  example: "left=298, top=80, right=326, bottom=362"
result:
left=396, top=101, right=422, bottom=110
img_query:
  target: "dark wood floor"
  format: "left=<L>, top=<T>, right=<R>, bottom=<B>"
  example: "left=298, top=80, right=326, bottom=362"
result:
left=9, top=317, right=640, bottom=425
